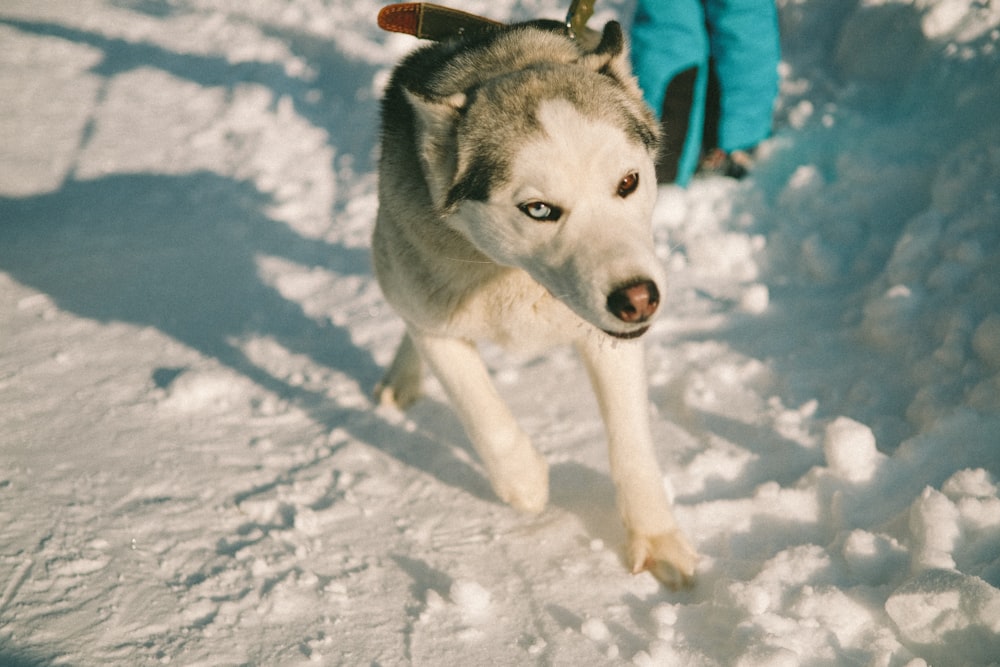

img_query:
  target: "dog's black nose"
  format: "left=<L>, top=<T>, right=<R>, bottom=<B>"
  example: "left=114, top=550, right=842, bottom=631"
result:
left=607, top=280, right=660, bottom=323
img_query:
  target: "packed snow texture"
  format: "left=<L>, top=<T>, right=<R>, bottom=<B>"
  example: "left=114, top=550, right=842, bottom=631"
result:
left=1, top=0, right=998, bottom=665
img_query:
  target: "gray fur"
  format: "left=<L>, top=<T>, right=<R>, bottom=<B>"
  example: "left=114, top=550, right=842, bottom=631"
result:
left=373, top=21, right=660, bottom=327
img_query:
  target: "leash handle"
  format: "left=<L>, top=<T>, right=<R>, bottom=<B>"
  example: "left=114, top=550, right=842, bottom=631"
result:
left=377, top=3, right=501, bottom=41
left=377, top=1, right=599, bottom=44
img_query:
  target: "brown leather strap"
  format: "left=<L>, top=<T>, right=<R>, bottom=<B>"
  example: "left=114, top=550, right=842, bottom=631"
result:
left=377, top=3, right=502, bottom=41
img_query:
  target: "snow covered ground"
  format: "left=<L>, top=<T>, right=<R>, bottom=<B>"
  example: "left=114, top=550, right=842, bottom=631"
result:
left=1, top=0, right=998, bottom=664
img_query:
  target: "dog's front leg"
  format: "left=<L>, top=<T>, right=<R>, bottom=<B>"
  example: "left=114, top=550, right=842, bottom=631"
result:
left=576, top=336, right=698, bottom=588
left=375, top=332, right=423, bottom=409
left=410, top=332, right=549, bottom=514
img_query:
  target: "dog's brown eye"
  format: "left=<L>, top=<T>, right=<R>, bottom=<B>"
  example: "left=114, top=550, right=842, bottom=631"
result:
left=518, top=201, right=563, bottom=222
left=618, top=172, right=639, bottom=197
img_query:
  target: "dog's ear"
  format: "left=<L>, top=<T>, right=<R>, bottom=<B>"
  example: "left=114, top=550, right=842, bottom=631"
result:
left=405, top=89, right=467, bottom=130
left=404, top=89, right=468, bottom=208
left=578, top=20, right=658, bottom=151
left=579, top=21, right=631, bottom=82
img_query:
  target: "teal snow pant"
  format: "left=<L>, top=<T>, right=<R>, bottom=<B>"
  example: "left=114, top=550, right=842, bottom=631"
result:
left=631, top=0, right=780, bottom=185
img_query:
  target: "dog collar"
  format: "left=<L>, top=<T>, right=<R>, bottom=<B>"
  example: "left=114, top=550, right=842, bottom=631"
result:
left=377, top=1, right=597, bottom=43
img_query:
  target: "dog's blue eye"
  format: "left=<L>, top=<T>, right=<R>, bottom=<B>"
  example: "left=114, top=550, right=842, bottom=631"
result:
left=518, top=201, right=563, bottom=222
left=618, top=172, right=639, bottom=197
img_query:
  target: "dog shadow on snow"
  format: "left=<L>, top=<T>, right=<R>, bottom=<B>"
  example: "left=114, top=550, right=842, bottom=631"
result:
left=0, top=172, right=494, bottom=503
left=0, top=173, right=376, bottom=381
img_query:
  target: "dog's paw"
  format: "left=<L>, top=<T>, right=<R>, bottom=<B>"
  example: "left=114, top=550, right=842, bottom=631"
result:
left=374, top=372, right=421, bottom=410
left=490, top=447, right=549, bottom=515
left=375, top=335, right=423, bottom=409
left=627, top=529, right=699, bottom=589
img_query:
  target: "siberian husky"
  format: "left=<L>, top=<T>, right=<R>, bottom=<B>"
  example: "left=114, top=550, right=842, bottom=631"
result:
left=372, top=18, right=698, bottom=587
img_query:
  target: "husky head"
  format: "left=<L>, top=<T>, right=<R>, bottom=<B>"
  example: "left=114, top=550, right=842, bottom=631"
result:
left=406, top=22, right=665, bottom=339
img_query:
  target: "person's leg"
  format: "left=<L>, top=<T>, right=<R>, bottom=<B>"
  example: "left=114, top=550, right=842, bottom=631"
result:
left=703, top=0, right=780, bottom=154
left=699, top=62, right=755, bottom=179
left=656, top=66, right=700, bottom=183
left=701, top=63, right=722, bottom=155
left=631, top=0, right=710, bottom=185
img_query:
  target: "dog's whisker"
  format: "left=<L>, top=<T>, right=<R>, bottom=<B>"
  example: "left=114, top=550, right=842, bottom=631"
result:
left=658, top=238, right=687, bottom=255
